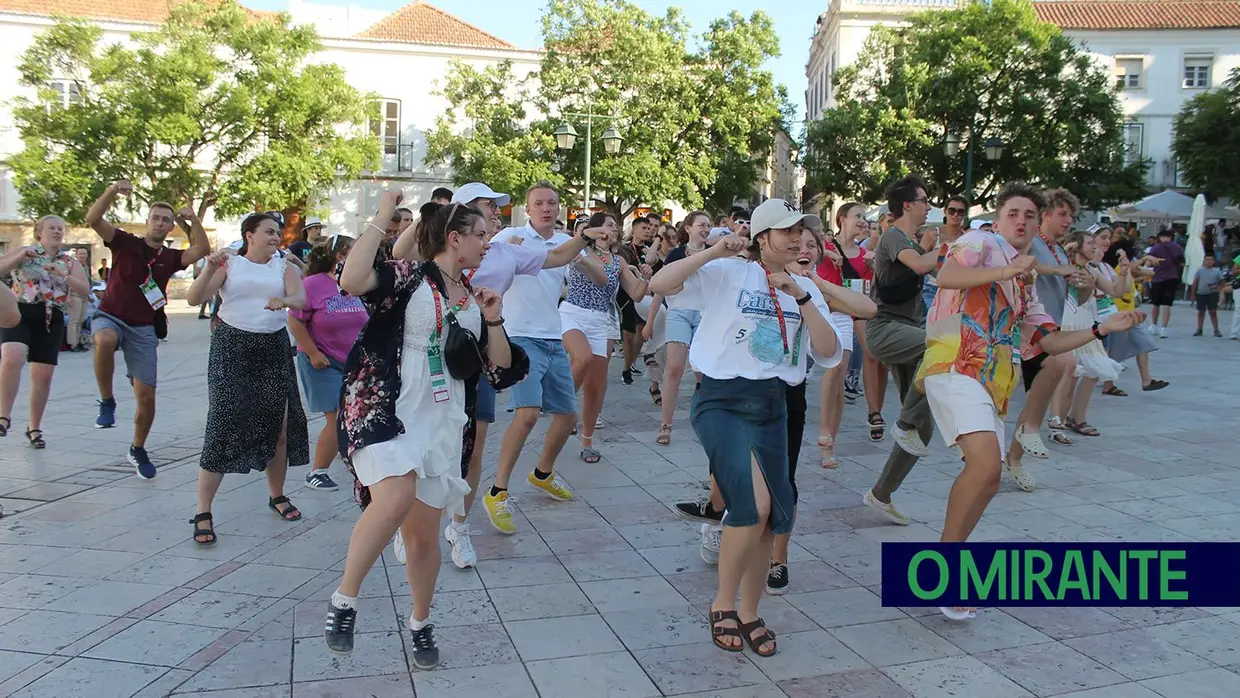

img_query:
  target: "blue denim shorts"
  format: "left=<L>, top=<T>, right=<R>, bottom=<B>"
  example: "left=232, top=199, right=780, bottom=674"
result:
left=507, top=336, right=576, bottom=415
left=296, top=352, right=345, bottom=413
left=91, top=310, right=159, bottom=387
left=664, top=308, right=701, bottom=346
left=476, top=377, right=497, bottom=423
left=691, top=376, right=795, bottom=534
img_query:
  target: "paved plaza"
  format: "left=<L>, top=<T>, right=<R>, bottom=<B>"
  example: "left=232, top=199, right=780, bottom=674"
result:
left=0, top=302, right=1239, bottom=697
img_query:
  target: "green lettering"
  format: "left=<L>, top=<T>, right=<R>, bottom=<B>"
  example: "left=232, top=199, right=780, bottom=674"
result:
left=1009, top=545, right=1020, bottom=600
left=908, top=551, right=949, bottom=600
left=1092, top=550, right=1126, bottom=599
left=1159, top=551, right=1188, bottom=601
left=1129, top=550, right=1157, bottom=600
left=962, top=550, right=1005, bottom=601
left=1023, top=550, right=1055, bottom=601
left=1058, top=550, right=1090, bottom=601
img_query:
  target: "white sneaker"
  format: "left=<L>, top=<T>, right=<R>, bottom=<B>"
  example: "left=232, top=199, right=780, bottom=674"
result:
left=392, top=530, right=406, bottom=565
left=444, top=521, right=478, bottom=569
left=863, top=490, right=910, bottom=526
left=1146, top=324, right=1157, bottom=335
left=700, top=523, right=722, bottom=565
left=595, top=416, right=606, bottom=429
left=893, top=425, right=929, bottom=457
left=1159, top=326, right=1169, bottom=338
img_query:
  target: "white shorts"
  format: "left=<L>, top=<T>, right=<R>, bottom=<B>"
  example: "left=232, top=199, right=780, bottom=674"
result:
left=560, top=302, right=619, bottom=357
left=830, top=312, right=855, bottom=354
left=924, top=371, right=1007, bottom=459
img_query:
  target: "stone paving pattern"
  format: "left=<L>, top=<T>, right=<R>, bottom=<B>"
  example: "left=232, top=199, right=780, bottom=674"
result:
left=1, top=303, right=1239, bottom=697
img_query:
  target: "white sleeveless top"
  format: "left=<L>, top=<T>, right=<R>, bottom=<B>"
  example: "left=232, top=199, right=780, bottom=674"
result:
left=218, top=254, right=288, bottom=334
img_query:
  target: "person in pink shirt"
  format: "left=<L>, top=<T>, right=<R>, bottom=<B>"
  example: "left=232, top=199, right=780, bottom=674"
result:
left=288, top=237, right=369, bottom=490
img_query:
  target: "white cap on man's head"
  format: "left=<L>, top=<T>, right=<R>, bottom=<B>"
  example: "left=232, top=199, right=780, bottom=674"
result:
left=452, top=182, right=511, bottom=207
left=750, top=198, right=809, bottom=235
left=302, top=216, right=323, bottom=232
left=969, top=219, right=991, bottom=230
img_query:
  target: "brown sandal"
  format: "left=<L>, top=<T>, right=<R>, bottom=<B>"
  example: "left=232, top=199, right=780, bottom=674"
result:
left=739, top=617, right=777, bottom=657
left=656, top=424, right=671, bottom=446
left=708, top=609, right=744, bottom=652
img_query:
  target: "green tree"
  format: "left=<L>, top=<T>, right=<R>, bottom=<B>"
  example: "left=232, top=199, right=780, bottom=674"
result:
left=802, top=0, right=1147, bottom=209
left=1173, top=68, right=1240, bottom=203
left=425, top=0, right=791, bottom=218
left=11, top=0, right=379, bottom=235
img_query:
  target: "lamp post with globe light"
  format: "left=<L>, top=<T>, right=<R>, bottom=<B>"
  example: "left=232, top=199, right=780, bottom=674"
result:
left=554, top=113, right=622, bottom=213
left=944, top=129, right=1005, bottom=203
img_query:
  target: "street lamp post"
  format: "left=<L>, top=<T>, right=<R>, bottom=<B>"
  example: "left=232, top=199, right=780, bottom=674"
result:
left=554, top=111, right=622, bottom=212
left=944, top=127, right=1006, bottom=203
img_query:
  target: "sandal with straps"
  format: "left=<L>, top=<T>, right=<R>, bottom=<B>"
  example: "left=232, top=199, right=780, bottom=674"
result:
left=738, top=617, right=777, bottom=657
left=190, top=512, right=217, bottom=545
left=1101, top=385, right=1128, bottom=397
left=708, top=609, right=744, bottom=652
left=25, top=428, right=45, bottom=449
left=1066, top=419, right=1099, bottom=437
left=818, top=435, right=839, bottom=469
left=649, top=385, right=662, bottom=405
left=0, top=417, right=9, bottom=437
left=867, top=412, right=886, bottom=442
left=268, top=496, right=302, bottom=521
left=656, top=423, right=671, bottom=446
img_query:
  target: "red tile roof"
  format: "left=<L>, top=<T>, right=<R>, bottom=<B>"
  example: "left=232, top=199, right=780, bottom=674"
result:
left=355, top=1, right=515, bottom=50
left=1034, top=1, right=1240, bottom=30
left=0, top=0, right=277, bottom=25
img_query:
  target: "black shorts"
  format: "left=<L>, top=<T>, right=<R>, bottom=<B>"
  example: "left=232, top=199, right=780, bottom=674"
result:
left=619, top=295, right=641, bottom=333
left=1020, top=350, right=1048, bottom=392
left=1149, top=279, right=1179, bottom=307
left=1196, top=292, right=1219, bottom=311
left=785, top=381, right=807, bottom=505
left=0, top=303, right=65, bottom=366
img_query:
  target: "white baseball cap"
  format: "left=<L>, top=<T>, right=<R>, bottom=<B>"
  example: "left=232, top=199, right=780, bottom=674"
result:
left=750, top=198, right=809, bottom=235
left=969, top=219, right=991, bottom=230
left=452, top=182, right=511, bottom=207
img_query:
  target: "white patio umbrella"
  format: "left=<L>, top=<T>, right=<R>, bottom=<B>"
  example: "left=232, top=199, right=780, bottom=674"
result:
left=1182, top=194, right=1207, bottom=285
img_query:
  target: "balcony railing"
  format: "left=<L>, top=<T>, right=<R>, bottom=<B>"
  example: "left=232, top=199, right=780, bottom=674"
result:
left=376, top=143, right=418, bottom=175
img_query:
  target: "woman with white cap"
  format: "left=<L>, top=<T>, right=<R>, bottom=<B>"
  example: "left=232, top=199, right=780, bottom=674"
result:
left=650, top=198, right=841, bottom=658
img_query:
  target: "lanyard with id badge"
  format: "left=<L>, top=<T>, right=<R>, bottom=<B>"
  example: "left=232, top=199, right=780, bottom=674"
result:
left=139, top=252, right=167, bottom=311
left=427, top=284, right=467, bottom=404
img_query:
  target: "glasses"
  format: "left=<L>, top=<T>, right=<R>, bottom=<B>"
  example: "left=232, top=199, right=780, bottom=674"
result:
left=946, top=207, right=967, bottom=216
left=733, top=220, right=749, bottom=226
left=912, top=198, right=928, bottom=205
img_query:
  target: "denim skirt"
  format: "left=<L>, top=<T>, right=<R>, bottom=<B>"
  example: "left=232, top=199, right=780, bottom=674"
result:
left=690, top=376, right=796, bottom=534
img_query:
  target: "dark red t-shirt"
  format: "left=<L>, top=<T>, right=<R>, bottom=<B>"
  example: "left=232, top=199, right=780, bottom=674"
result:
left=99, top=229, right=187, bottom=326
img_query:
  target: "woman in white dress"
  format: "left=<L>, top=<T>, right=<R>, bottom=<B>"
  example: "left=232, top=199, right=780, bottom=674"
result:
left=1050, top=228, right=1125, bottom=437
left=324, top=192, right=520, bottom=670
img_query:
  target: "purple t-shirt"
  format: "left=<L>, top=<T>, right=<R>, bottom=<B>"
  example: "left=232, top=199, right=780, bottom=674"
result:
left=289, top=273, right=368, bottom=364
left=470, top=241, right=548, bottom=295
left=1149, top=241, right=1185, bottom=283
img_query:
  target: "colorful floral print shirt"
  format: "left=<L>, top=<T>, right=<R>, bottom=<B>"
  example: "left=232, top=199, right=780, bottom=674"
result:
left=11, top=245, right=75, bottom=327
left=915, top=231, right=1058, bottom=416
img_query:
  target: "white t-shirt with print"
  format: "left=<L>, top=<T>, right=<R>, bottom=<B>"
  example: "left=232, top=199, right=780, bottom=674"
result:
left=677, top=258, right=844, bottom=385
left=496, top=224, right=575, bottom=339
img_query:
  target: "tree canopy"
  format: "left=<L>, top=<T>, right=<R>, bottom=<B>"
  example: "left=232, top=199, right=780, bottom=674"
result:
left=11, top=0, right=378, bottom=228
left=424, top=0, right=792, bottom=218
left=1173, top=68, right=1240, bottom=204
left=802, top=0, right=1148, bottom=210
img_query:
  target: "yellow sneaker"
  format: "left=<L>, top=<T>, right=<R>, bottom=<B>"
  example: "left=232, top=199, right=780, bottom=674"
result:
left=527, top=470, right=574, bottom=501
left=483, top=490, right=517, bottom=535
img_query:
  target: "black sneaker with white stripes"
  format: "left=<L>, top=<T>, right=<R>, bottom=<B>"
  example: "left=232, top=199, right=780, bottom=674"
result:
left=765, top=562, right=789, bottom=595
left=410, top=623, right=440, bottom=670
left=305, top=471, right=339, bottom=490
left=674, top=495, right=724, bottom=524
left=324, top=601, right=356, bottom=654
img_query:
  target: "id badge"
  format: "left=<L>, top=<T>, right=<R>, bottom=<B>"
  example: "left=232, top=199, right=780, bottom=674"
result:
left=427, top=344, right=450, bottom=403
left=1011, top=327, right=1022, bottom=365
left=139, top=275, right=167, bottom=310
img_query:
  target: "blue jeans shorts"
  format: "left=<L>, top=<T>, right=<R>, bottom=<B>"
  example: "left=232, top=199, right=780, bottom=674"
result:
left=296, top=352, right=345, bottom=413
left=476, top=377, right=497, bottom=423
left=664, top=308, right=701, bottom=346
left=507, top=337, right=576, bottom=415
left=691, top=376, right=795, bottom=534
left=91, top=310, right=159, bottom=387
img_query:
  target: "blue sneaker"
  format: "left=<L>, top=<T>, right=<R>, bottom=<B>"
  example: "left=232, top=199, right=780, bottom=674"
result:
left=96, top=398, right=116, bottom=429
left=128, top=446, right=156, bottom=479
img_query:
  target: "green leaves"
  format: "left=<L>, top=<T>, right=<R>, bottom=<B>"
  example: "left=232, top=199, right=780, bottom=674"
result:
left=12, top=0, right=378, bottom=223
left=803, top=0, right=1147, bottom=210
left=424, top=0, right=791, bottom=217
left=1173, top=68, right=1240, bottom=203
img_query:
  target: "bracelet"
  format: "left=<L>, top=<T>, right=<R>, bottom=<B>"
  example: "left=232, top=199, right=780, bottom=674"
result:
left=1091, top=321, right=1104, bottom=340
left=366, top=223, right=386, bottom=235
left=795, top=293, right=812, bottom=306
left=484, top=317, right=505, bottom=327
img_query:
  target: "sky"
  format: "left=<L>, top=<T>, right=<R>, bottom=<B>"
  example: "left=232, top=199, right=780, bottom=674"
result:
left=246, top=0, right=817, bottom=122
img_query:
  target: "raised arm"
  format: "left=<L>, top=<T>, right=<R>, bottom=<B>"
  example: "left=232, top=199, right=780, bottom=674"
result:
left=177, top=206, right=212, bottom=267
left=937, top=254, right=1036, bottom=290
left=340, top=190, right=402, bottom=296
left=650, top=237, right=742, bottom=295
left=392, top=220, right=421, bottom=262
left=186, top=250, right=232, bottom=306
left=86, top=180, right=131, bottom=243
left=544, top=228, right=604, bottom=268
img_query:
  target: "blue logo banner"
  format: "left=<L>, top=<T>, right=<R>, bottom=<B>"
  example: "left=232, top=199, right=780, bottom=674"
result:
left=880, top=542, right=1240, bottom=607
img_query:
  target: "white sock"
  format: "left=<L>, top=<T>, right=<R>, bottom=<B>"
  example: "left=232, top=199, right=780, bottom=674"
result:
left=410, top=615, right=430, bottom=631
left=331, top=590, right=358, bottom=610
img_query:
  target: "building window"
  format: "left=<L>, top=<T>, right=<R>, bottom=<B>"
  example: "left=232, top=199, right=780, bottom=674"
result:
left=47, top=79, right=83, bottom=109
left=1122, top=122, right=1144, bottom=164
left=1113, top=58, right=1143, bottom=90
left=370, top=99, right=400, bottom=155
left=1183, top=57, right=1211, bottom=89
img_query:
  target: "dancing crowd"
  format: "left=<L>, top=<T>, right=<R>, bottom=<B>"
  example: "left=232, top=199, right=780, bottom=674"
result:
left=4, top=171, right=1201, bottom=664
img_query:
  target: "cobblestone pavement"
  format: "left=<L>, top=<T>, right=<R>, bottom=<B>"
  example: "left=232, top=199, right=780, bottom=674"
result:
left=0, top=302, right=1239, bottom=697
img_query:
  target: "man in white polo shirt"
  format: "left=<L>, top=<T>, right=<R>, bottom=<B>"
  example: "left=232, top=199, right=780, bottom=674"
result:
left=482, top=181, right=598, bottom=535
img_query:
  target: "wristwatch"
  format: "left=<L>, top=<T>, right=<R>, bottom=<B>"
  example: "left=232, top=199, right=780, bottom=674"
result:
left=1091, top=321, right=1105, bottom=340
left=795, top=293, right=813, bottom=306
left=485, top=317, right=505, bottom=327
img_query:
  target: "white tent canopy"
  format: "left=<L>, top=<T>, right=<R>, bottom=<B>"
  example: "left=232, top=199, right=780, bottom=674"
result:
left=1109, top=190, right=1232, bottom=222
